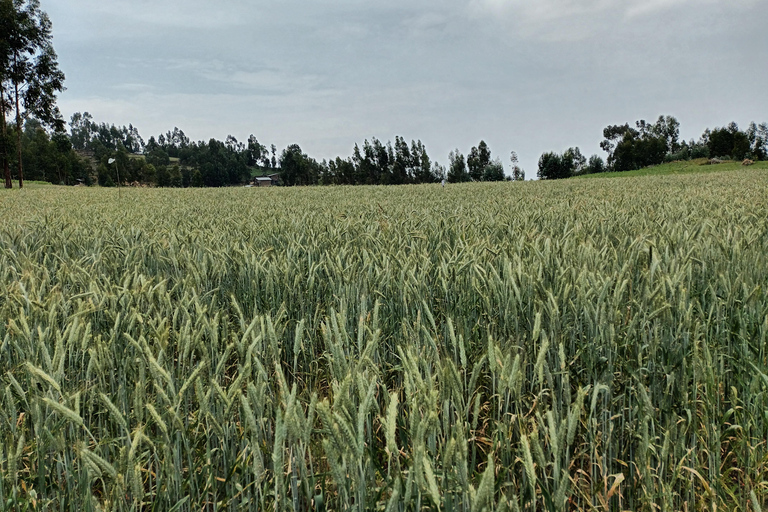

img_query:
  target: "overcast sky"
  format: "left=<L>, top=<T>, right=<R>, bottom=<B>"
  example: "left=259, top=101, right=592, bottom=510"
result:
left=47, top=0, right=767, bottom=175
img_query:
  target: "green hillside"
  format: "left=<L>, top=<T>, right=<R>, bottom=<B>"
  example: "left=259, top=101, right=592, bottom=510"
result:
left=578, top=158, right=768, bottom=179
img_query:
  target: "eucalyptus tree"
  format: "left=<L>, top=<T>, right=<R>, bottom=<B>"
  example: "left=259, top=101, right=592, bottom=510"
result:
left=447, top=149, right=469, bottom=183
left=0, top=0, right=64, bottom=188
left=0, top=0, right=15, bottom=187
left=467, top=140, right=491, bottom=181
left=510, top=150, right=525, bottom=181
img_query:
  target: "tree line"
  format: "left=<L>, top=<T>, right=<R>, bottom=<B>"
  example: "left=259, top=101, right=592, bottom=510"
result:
left=9, top=110, right=767, bottom=188
left=6, top=108, right=525, bottom=187
left=537, top=115, right=768, bottom=180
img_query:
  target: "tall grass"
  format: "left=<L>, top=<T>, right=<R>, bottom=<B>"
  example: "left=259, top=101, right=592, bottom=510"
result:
left=1, top=170, right=767, bottom=510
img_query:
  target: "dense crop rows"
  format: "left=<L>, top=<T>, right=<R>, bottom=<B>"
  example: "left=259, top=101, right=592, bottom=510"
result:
left=1, top=172, right=767, bottom=511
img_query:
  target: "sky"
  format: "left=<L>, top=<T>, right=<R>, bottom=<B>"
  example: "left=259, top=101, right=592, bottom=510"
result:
left=46, top=0, right=767, bottom=175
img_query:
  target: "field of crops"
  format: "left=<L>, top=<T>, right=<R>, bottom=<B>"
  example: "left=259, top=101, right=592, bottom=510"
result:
left=1, top=170, right=767, bottom=511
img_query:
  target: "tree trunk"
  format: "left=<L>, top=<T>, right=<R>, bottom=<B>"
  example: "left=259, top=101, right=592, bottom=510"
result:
left=14, top=78, right=23, bottom=188
left=1, top=87, right=11, bottom=189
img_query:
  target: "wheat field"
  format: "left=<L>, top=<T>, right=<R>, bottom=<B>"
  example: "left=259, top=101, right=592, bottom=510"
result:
left=1, top=171, right=767, bottom=511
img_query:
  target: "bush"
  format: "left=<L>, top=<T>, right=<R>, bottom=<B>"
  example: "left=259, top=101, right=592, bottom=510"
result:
left=690, top=144, right=710, bottom=159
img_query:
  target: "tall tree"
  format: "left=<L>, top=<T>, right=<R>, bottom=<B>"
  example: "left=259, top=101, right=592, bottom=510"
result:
left=1, top=0, right=16, bottom=187
left=600, top=119, right=668, bottom=172
left=279, top=144, right=322, bottom=186
left=510, top=151, right=524, bottom=181
left=247, top=134, right=264, bottom=167
left=746, top=122, right=768, bottom=160
left=447, top=149, right=468, bottom=183
left=467, top=141, right=491, bottom=181
left=651, top=115, right=680, bottom=153
left=1, top=0, right=65, bottom=188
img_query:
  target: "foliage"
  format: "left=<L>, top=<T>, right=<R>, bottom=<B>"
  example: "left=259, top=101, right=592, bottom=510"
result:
left=664, top=140, right=710, bottom=162
left=315, top=136, right=443, bottom=186
left=707, top=122, right=763, bottom=161
left=746, top=122, right=768, bottom=160
left=600, top=116, right=680, bottom=172
left=583, top=154, right=606, bottom=174
left=448, top=149, right=469, bottom=183
left=467, top=140, right=491, bottom=181
left=12, top=118, right=89, bottom=184
left=1, top=175, right=767, bottom=510
left=510, top=150, right=525, bottom=181
left=537, top=147, right=583, bottom=180
left=482, top=157, right=505, bottom=181
left=70, top=112, right=144, bottom=156
left=279, top=143, right=323, bottom=186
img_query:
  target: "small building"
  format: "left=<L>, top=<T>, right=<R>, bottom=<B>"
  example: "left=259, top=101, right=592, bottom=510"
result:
left=251, top=173, right=281, bottom=187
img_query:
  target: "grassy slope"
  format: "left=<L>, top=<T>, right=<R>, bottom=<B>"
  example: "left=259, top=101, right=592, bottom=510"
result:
left=577, top=158, right=768, bottom=179
left=0, top=180, right=55, bottom=190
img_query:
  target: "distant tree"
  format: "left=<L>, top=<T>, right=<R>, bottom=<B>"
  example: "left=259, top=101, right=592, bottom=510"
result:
left=155, top=165, right=171, bottom=187
left=161, top=127, right=187, bottom=157
left=411, top=139, right=437, bottom=183
left=564, top=147, right=586, bottom=175
left=146, top=147, right=170, bottom=168
left=392, top=136, right=410, bottom=184
left=601, top=119, right=669, bottom=172
left=707, top=123, right=751, bottom=160
left=584, top=154, right=606, bottom=174
left=430, top=162, right=446, bottom=182
left=510, top=151, right=524, bottom=181
left=447, top=149, right=469, bottom=183
left=651, top=115, right=681, bottom=153
left=97, top=161, right=116, bottom=186
left=537, top=152, right=566, bottom=180
left=190, top=168, right=203, bottom=187
left=141, top=163, right=156, bottom=184
left=732, top=132, right=750, bottom=160
left=69, top=112, right=143, bottom=155
left=225, top=134, right=244, bottom=154
left=17, top=118, right=87, bottom=184
left=145, top=135, right=159, bottom=153
left=746, top=122, right=768, bottom=160
left=69, top=111, right=94, bottom=150
left=482, top=158, right=505, bottom=181
left=325, top=156, right=355, bottom=185
left=190, top=137, right=249, bottom=186
left=280, top=144, right=322, bottom=186
left=169, top=164, right=182, bottom=187
left=467, top=141, right=491, bottom=181
left=537, top=147, right=583, bottom=180
left=708, top=127, right=734, bottom=158
left=247, top=134, right=264, bottom=167
left=180, top=166, right=191, bottom=187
